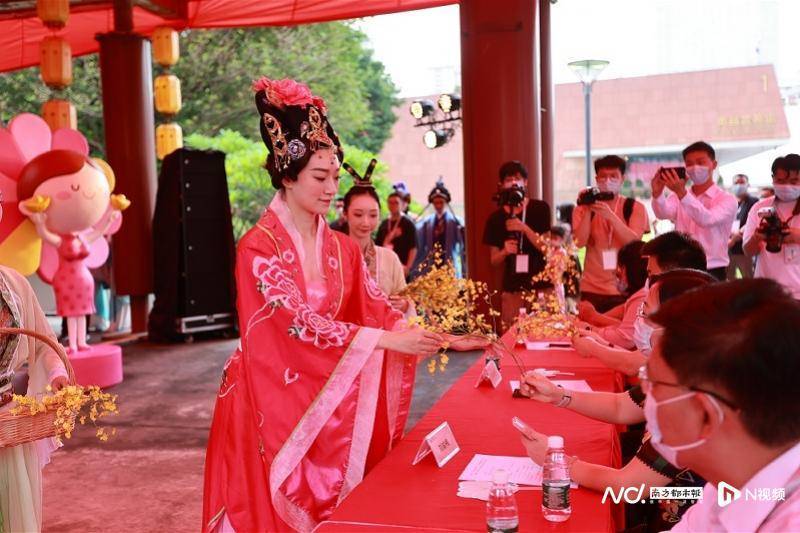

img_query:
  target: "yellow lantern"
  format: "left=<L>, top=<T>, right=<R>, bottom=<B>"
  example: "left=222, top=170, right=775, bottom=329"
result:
left=40, top=36, right=72, bottom=89
left=156, top=123, right=183, bottom=160
left=152, top=27, right=180, bottom=68
left=41, top=99, right=77, bottom=130
left=154, top=74, right=182, bottom=116
left=36, top=0, right=69, bottom=29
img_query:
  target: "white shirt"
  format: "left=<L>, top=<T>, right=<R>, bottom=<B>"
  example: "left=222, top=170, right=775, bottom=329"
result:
left=652, top=184, right=738, bottom=269
left=742, top=196, right=800, bottom=300
left=671, top=441, right=800, bottom=532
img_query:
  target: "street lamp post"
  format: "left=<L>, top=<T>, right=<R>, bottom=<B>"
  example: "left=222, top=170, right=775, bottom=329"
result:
left=568, top=59, right=609, bottom=186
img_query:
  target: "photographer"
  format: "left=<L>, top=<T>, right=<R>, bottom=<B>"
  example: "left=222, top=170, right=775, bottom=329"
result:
left=742, top=154, right=800, bottom=299
left=482, top=161, right=551, bottom=331
left=651, top=141, right=738, bottom=281
left=572, top=155, right=649, bottom=313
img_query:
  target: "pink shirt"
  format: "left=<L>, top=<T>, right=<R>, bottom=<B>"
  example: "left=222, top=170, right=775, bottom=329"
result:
left=573, top=197, right=649, bottom=295
left=652, top=184, right=738, bottom=269
left=742, top=196, right=800, bottom=300
left=672, top=440, right=800, bottom=532
left=596, top=286, right=647, bottom=349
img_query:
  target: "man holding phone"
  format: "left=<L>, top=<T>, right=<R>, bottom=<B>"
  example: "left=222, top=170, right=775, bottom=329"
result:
left=651, top=141, right=737, bottom=281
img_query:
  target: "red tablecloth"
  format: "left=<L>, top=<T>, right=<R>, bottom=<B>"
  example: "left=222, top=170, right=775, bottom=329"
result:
left=316, top=341, right=623, bottom=532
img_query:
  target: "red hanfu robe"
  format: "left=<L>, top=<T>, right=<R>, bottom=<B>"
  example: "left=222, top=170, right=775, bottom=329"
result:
left=203, top=195, right=416, bottom=532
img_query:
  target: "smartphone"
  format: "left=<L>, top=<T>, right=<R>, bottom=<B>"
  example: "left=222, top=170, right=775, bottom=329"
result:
left=512, top=416, right=534, bottom=436
left=660, top=166, right=687, bottom=180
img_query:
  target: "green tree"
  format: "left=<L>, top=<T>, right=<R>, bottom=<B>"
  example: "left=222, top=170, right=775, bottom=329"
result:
left=0, top=22, right=398, bottom=156
left=186, top=130, right=392, bottom=240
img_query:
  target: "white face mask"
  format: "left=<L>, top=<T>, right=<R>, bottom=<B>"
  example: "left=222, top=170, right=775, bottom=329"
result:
left=687, top=165, right=711, bottom=185
left=597, top=178, right=622, bottom=194
left=632, top=316, right=654, bottom=356
left=774, top=184, right=800, bottom=203
left=732, top=184, right=748, bottom=197
left=643, top=389, right=724, bottom=468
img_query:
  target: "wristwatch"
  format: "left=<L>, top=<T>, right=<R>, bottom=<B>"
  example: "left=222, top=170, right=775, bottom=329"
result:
left=554, top=384, right=572, bottom=408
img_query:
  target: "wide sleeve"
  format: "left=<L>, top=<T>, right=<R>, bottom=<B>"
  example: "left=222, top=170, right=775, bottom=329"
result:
left=9, top=269, right=67, bottom=386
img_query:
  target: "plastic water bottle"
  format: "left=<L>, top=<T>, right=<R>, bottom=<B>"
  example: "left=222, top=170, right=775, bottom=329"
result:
left=516, top=307, right=527, bottom=345
left=542, top=435, right=572, bottom=522
left=486, top=469, right=519, bottom=533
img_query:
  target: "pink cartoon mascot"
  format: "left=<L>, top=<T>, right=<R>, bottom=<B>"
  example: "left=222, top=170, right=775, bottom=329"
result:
left=0, top=114, right=129, bottom=365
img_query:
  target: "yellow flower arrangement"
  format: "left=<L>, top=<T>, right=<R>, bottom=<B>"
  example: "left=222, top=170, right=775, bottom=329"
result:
left=10, top=384, right=118, bottom=443
left=401, top=247, right=500, bottom=374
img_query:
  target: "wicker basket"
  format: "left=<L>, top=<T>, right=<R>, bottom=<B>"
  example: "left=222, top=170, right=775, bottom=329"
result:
left=0, top=327, right=76, bottom=448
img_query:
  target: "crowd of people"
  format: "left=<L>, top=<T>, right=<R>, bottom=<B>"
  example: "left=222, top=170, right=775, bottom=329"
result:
left=512, top=141, right=800, bottom=531
left=4, top=73, right=799, bottom=533
left=323, top=135, right=800, bottom=531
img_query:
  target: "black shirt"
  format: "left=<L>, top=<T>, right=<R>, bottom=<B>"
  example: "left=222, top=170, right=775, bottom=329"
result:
left=376, top=215, right=417, bottom=265
left=731, top=195, right=758, bottom=255
left=482, top=200, right=552, bottom=292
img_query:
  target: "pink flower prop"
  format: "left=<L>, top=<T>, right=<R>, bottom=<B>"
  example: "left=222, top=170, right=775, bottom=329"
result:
left=252, top=77, right=326, bottom=111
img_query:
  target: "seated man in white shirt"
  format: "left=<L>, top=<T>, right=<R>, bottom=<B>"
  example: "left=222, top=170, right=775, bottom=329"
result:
left=651, top=141, right=738, bottom=281
left=644, top=279, right=800, bottom=532
left=742, top=154, right=800, bottom=300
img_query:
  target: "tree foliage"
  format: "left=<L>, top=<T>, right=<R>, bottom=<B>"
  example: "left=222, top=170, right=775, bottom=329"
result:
left=0, top=22, right=398, bottom=156
left=185, top=130, right=393, bottom=240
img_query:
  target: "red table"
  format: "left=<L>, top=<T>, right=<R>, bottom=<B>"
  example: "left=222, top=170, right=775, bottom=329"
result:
left=316, top=340, right=623, bottom=532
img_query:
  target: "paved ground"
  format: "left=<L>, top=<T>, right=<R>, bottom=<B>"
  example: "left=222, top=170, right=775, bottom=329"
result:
left=41, top=338, right=480, bottom=532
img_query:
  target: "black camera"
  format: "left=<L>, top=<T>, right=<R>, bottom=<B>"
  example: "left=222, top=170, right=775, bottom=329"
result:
left=577, top=187, right=615, bottom=206
left=757, top=206, right=787, bottom=253
left=495, top=184, right=526, bottom=208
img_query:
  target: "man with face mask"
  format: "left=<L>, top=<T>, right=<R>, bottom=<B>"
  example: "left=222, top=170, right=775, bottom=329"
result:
left=645, top=279, right=800, bottom=532
left=573, top=155, right=649, bottom=313
left=652, top=141, right=738, bottom=281
left=742, top=154, right=800, bottom=299
left=727, top=174, right=758, bottom=280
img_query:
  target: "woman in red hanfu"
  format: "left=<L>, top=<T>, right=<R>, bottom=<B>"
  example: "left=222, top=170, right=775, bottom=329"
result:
left=202, top=78, right=444, bottom=533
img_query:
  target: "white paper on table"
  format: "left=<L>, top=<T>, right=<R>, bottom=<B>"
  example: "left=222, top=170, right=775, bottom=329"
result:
left=458, top=454, right=543, bottom=486
left=524, top=340, right=572, bottom=351
left=509, top=379, right=593, bottom=393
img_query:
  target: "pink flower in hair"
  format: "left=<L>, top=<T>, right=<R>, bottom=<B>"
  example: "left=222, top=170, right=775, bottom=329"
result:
left=252, top=77, right=315, bottom=108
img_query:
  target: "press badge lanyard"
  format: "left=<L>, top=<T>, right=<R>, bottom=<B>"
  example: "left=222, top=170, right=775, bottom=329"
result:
left=605, top=196, right=622, bottom=249
left=518, top=204, right=527, bottom=249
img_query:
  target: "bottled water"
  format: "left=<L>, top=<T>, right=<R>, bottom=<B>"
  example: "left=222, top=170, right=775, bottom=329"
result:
left=542, top=435, right=572, bottom=522
left=486, top=469, right=519, bottom=533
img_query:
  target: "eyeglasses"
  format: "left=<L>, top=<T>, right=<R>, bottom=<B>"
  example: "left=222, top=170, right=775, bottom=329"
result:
left=637, top=365, right=739, bottom=410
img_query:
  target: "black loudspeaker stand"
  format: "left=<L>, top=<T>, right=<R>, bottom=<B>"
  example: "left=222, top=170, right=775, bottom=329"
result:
left=148, top=148, right=238, bottom=342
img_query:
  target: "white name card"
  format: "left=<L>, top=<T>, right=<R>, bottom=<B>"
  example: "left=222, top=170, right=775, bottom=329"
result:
left=475, top=360, right=502, bottom=388
left=412, top=421, right=460, bottom=468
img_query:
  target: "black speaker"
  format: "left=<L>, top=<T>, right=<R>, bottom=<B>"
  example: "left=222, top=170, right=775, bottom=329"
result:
left=149, top=148, right=237, bottom=341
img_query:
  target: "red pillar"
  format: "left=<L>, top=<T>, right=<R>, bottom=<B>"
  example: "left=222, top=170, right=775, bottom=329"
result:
left=460, top=0, right=541, bottom=290
left=539, top=0, right=555, bottom=214
left=97, top=0, right=157, bottom=333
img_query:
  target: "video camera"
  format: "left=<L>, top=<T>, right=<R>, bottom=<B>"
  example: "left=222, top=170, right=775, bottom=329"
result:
left=577, top=187, right=615, bottom=206
left=757, top=206, right=787, bottom=253
left=494, top=184, right=526, bottom=208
